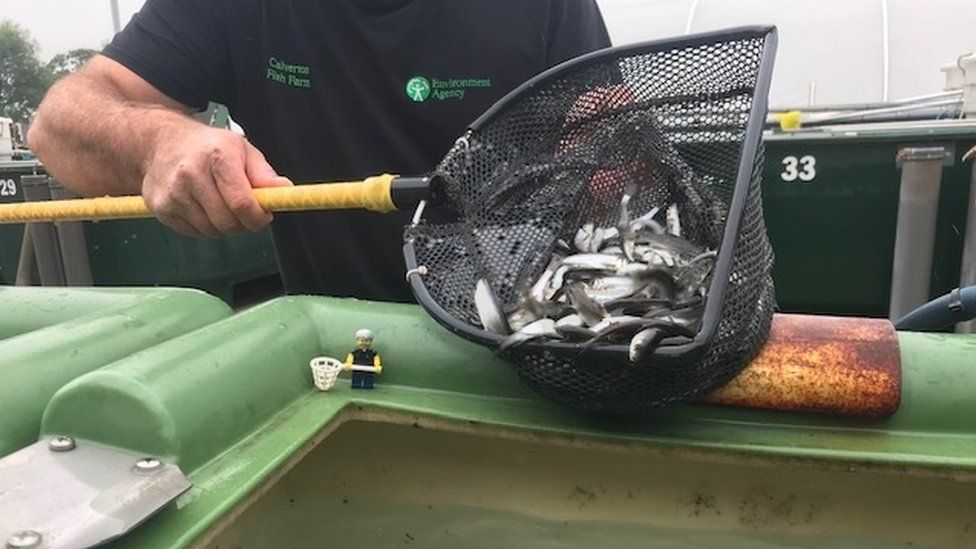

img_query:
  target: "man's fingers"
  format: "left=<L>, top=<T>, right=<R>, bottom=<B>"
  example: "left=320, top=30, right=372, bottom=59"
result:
left=209, top=142, right=273, bottom=231
left=177, top=200, right=224, bottom=238
left=144, top=184, right=218, bottom=237
left=157, top=213, right=202, bottom=237
left=244, top=141, right=293, bottom=188
left=189, top=173, right=248, bottom=235
left=157, top=207, right=223, bottom=238
left=142, top=128, right=283, bottom=236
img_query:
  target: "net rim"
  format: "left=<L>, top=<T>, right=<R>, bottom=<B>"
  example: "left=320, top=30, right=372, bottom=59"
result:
left=470, top=26, right=778, bottom=132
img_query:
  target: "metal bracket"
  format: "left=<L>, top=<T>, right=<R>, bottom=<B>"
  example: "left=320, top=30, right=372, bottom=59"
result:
left=896, top=146, right=950, bottom=167
left=0, top=437, right=191, bottom=548
left=949, top=287, right=964, bottom=313
left=410, top=199, right=428, bottom=226
left=404, top=265, right=428, bottom=282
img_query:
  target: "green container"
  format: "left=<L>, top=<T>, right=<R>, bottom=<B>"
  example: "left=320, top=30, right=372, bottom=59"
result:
left=83, top=220, right=278, bottom=302
left=0, top=164, right=279, bottom=302
left=762, top=122, right=976, bottom=316
left=22, top=297, right=976, bottom=547
left=0, top=161, right=42, bottom=284
left=0, top=286, right=231, bottom=458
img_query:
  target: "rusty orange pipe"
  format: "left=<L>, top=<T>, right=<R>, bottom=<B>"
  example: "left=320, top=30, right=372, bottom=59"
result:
left=704, top=314, right=901, bottom=418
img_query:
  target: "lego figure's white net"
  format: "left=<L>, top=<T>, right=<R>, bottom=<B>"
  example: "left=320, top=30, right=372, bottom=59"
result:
left=309, top=357, right=343, bottom=391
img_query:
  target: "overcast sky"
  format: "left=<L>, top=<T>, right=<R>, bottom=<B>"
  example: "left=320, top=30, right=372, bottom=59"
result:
left=0, top=0, right=142, bottom=61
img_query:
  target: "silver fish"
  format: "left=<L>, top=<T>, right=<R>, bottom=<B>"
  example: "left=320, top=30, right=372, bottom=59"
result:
left=589, top=315, right=643, bottom=334
left=566, top=284, right=606, bottom=326
left=552, top=266, right=602, bottom=297
left=552, top=254, right=626, bottom=290
left=474, top=278, right=510, bottom=335
left=523, top=295, right=570, bottom=319
left=507, top=307, right=539, bottom=332
left=636, top=232, right=705, bottom=258
left=630, top=207, right=664, bottom=235
left=617, top=183, right=638, bottom=261
left=573, top=224, right=620, bottom=253
left=584, top=276, right=648, bottom=303
left=485, top=197, right=712, bottom=356
left=644, top=307, right=704, bottom=332
left=561, top=253, right=626, bottom=270
left=683, top=250, right=717, bottom=271
left=529, top=257, right=562, bottom=303
left=498, top=318, right=559, bottom=352
left=637, top=233, right=706, bottom=267
left=591, top=226, right=619, bottom=252
left=666, top=204, right=682, bottom=236
left=555, top=313, right=585, bottom=328
left=587, top=317, right=696, bottom=348
left=606, top=299, right=673, bottom=318
left=556, top=324, right=597, bottom=340
left=675, top=252, right=716, bottom=298
left=640, top=268, right=678, bottom=300
left=615, top=262, right=649, bottom=277
left=636, top=246, right=677, bottom=268
left=629, top=327, right=664, bottom=363
left=573, top=222, right=596, bottom=253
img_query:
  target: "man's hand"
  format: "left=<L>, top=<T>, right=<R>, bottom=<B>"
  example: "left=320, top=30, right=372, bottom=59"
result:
left=143, top=126, right=291, bottom=237
left=28, top=55, right=292, bottom=238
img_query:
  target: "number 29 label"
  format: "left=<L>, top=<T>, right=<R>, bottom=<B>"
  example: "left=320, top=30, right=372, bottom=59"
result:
left=781, top=155, right=816, bottom=182
left=0, top=178, right=16, bottom=197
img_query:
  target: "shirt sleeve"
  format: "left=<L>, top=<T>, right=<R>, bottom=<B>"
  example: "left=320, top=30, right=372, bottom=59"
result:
left=101, top=0, right=233, bottom=111
left=545, top=0, right=613, bottom=67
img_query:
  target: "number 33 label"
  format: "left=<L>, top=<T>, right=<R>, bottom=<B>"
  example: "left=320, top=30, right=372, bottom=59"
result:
left=0, top=178, right=16, bottom=197
left=781, top=155, right=816, bottom=181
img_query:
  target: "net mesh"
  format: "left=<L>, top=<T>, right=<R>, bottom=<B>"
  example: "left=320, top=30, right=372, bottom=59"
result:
left=405, top=31, right=776, bottom=411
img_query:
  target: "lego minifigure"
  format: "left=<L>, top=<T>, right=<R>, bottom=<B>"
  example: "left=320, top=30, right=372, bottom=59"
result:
left=344, top=328, right=382, bottom=389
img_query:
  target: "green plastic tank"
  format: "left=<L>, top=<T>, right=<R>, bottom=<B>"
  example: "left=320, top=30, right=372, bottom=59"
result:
left=762, top=121, right=976, bottom=316
left=7, top=296, right=969, bottom=548
left=0, top=160, right=41, bottom=284
left=0, top=286, right=231, bottom=458
left=0, top=162, right=278, bottom=302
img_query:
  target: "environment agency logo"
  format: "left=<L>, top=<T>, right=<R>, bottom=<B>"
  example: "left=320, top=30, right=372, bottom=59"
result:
left=405, top=76, right=431, bottom=102
left=405, top=75, right=492, bottom=102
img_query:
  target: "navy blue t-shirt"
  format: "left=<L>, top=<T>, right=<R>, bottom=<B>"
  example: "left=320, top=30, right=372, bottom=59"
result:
left=103, top=0, right=611, bottom=301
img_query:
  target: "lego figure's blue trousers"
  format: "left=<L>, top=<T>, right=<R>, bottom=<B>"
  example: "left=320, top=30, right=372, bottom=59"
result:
left=351, top=371, right=375, bottom=389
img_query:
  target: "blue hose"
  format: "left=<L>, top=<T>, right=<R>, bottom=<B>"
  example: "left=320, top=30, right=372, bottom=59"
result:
left=894, top=286, right=976, bottom=331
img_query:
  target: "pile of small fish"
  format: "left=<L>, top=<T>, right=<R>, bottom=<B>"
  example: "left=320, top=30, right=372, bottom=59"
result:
left=473, top=184, right=718, bottom=363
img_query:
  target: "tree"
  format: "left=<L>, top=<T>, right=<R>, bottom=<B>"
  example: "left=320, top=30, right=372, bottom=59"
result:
left=47, top=48, right=98, bottom=80
left=0, top=21, right=52, bottom=125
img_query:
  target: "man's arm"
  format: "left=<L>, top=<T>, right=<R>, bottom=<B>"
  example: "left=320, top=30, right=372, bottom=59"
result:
left=28, top=55, right=290, bottom=237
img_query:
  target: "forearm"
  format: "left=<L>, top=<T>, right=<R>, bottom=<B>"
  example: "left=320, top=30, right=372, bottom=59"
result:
left=27, top=56, right=288, bottom=237
left=28, top=72, right=200, bottom=196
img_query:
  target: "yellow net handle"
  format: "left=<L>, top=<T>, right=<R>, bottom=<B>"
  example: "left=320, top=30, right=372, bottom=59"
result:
left=0, top=174, right=398, bottom=224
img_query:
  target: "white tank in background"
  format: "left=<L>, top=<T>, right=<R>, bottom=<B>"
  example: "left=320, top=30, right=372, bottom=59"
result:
left=942, top=53, right=976, bottom=117
left=597, top=0, right=976, bottom=110
left=0, top=118, right=13, bottom=162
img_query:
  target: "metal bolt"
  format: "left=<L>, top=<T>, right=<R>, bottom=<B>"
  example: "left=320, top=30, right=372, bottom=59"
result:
left=7, top=530, right=41, bottom=548
left=48, top=435, right=75, bottom=452
left=134, top=457, right=162, bottom=473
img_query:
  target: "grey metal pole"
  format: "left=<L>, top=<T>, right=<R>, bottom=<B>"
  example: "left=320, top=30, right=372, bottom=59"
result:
left=48, top=178, right=94, bottom=286
left=889, top=147, right=948, bottom=322
left=957, top=153, right=976, bottom=332
left=14, top=226, right=35, bottom=285
left=20, top=175, right=66, bottom=286
left=110, top=0, right=121, bottom=33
